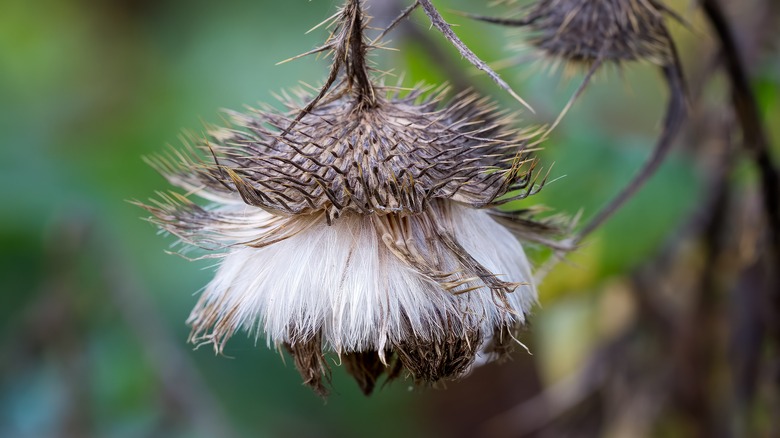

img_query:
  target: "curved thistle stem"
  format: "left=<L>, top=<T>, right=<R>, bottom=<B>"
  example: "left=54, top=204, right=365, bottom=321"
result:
left=458, top=1, right=692, bottom=288
left=701, top=0, right=780, bottom=356
left=535, top=41, right=687, bottom=284
left=575, top=57, right=686, bottom=241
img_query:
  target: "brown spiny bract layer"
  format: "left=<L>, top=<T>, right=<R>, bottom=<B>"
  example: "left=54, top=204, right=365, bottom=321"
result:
left=284, top=321, right=522, bottom=396
left=148, top=87, right=541, bottom=222
left=524, top=0, right=673, bottom=65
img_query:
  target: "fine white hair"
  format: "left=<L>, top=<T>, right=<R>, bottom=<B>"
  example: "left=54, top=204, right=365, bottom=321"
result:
left=186, top=201, right=536, bottom=356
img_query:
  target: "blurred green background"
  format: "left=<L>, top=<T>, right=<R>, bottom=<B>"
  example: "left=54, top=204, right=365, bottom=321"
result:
left=2, top=0, right=777, bottom=437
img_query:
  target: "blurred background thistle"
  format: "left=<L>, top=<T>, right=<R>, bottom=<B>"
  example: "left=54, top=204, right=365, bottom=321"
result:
left=2, top=0, right=779, bottom=437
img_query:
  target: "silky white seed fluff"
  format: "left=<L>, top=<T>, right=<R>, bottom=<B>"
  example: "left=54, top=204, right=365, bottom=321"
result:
left=188, top=201, right=536, bottom=354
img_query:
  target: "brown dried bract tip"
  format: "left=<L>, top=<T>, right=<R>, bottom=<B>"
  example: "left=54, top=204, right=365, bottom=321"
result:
left=284, top=332, right=331, bottom=397
left=393, top=328, right=482, bottom=384
left=342, top=351, right=389, bottom=395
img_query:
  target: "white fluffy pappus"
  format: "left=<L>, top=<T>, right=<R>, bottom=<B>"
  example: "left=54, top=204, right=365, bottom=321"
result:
left=185, top=200, right=536, bottom=358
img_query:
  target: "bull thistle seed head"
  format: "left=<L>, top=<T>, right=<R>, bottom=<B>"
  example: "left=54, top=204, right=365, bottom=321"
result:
left=138, top=0, right=561, bottom=396
left=478, top=0, right=677, bottom=70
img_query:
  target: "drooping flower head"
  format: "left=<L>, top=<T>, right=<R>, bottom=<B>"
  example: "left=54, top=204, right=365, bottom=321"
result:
left=475, top=0, right=679, bottom=69
left=139, top=0, right=558, bottom=396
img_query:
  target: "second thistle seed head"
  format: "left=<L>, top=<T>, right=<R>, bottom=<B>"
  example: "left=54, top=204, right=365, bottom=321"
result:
left=492, top=0, right=676, bottom=67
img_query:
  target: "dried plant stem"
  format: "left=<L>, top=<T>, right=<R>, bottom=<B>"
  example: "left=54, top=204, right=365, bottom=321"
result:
left=292, top=0, right=535, bottom=117
left=534, top=57, right=686, bottom=284
left=701, top=0, right=780, bottom=255
left=575, top=58, right=686, bottom=242
left=371, top=0, right=420, bottom=44
left=390, top=8, right=477, bottom=93
left=702, top=1, right=780, bottom=394
left=417, top=0, right=534, bottom=112
left=285, top=0, right=376, bottom=134
left=459, top=0, right=687, bottom=249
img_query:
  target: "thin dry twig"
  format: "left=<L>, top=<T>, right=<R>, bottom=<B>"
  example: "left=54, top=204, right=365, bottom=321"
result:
left=417, top=0, right=534, bottom=112
left=575, top=57, right=687, bottom=241
left=287, top=0, right=536, bottom=134
left=370, top=0, right=420, bottom=44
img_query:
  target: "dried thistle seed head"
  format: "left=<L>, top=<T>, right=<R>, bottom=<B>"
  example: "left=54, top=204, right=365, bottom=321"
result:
left=149, top=86, right=541, bottom=222
left=138, top=0, right=556, bottom=396
left=478, top=0, right=676, bottom=67
left=531, top=0, right=673, bottom=64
